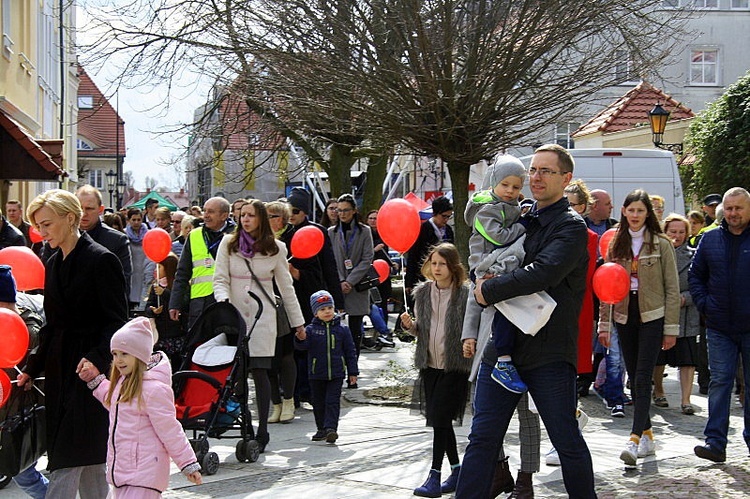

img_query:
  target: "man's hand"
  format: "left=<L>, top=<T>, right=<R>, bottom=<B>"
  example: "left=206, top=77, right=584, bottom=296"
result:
left=169, top=309, right=180, bottom=321
left=341, top=281, right=352, bottom=294
left=463, top=338, right=476, bottom=358
left=16, top=372, right=33, bottom=391
left=474, top=278, right=488, bottom=306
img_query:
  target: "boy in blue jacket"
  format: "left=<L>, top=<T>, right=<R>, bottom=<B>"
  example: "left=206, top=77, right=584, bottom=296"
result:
left=295, top=290, right=358, bottom=443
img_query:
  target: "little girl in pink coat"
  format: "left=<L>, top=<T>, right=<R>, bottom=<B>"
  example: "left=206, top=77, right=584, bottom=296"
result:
left=80, top=316, right=202, bottom=498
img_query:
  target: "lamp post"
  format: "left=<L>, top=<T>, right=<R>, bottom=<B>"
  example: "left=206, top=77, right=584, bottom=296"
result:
left=105, top=169, right=117, bottom=209
left=648, top=102, right=683, bottom=155
left=116, top=179, right=127, bottom=211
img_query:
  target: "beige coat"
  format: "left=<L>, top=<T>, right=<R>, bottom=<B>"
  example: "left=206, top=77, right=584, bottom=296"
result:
left=213, top=237, right=304, bottom=357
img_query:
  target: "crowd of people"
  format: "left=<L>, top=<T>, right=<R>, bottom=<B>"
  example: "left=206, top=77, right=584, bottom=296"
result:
left=2, top=141, right=749, bottom=498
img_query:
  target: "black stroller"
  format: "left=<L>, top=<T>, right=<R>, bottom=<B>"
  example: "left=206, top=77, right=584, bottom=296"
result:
left=173, top=292, right=263, bottom=473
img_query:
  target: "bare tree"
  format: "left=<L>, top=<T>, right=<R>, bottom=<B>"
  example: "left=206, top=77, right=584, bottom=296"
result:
left=80, top=0, right=689, bottom=256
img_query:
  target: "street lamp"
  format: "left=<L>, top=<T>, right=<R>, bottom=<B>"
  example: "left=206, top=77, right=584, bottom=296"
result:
left=105, top=169, right=117, bottom=208
left=648, top=103, right=683, bottom=155
left=116, top=179, right=127, bottom=210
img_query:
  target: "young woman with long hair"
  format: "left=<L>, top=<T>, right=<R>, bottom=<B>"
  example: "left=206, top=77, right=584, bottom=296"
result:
left=597, top=189, right=679, bottom=467
left=213, top=199, right=305, bottom=451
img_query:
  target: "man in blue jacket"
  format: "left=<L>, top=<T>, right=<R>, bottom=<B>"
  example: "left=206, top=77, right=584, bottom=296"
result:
left=456, top=144, right=595, bottom=499
left=689, top=187, right=750, bottom=463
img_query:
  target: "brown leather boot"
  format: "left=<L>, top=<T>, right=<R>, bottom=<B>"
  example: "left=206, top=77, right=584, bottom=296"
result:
left=508, top=471, right=533, bottom=498
left=489, top=457, right=514, bottom=498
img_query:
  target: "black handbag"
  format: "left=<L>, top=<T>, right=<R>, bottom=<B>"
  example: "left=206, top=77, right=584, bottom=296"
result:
left=0, top=386, right=46, bottom=476
left=245, top=260, right=292, bottom=336
left=354, top=265, right=380, bottom=292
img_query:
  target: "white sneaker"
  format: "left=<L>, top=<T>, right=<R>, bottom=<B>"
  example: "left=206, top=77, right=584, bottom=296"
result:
left=638, top=434, right=656, bottom=457
left=545, top=448, right=561, bottom=466
left=576, top=408, right=589, bottom=431
left=620, top=440, right=638, bottom=466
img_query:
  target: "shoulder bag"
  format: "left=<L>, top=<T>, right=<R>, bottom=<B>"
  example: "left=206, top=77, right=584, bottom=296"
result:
left=0, top=384, right=46, bottom=476
left=244, top=260, right=292, bottom=337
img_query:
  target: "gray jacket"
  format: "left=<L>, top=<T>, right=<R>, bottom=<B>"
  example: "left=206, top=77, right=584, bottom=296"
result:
left=411, top=281, right=472, bottom=374
left=464, top=192, right=525, bottom=274
left=675, top=243, right=700, bottom=338
left=328, top=222, right=374, bottom=316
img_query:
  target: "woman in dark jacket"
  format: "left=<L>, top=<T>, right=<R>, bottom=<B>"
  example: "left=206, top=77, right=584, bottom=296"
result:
left=18, top=189, right=128, bottom=497
left=400, top=243, right=471, bottom=497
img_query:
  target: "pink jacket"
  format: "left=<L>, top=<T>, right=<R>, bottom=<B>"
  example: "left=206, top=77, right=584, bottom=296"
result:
left=93, top=352, right=197, bottom=492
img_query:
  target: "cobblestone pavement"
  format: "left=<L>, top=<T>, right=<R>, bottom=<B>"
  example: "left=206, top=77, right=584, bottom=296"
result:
left=3, top=338, right=748, bottom=498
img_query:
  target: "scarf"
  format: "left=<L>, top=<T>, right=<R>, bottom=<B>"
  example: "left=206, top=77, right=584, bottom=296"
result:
left=239, top=230, right=256, bottom=259
left=126, top=224, right=148, bottom=244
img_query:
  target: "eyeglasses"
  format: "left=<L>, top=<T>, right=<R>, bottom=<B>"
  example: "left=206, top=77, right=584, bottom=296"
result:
left=336, top=208, right=353, bottom=214
left=528, top=167, right=566, bottom=178
left=268, top=214, right=281, bottom=219
left=327, top=206, right=338, bottom=211
left=439, top=212, right=453, bottom=220
left=291, top=208, right=301, bottom=215
left=172, top=219, right=182, bottom=224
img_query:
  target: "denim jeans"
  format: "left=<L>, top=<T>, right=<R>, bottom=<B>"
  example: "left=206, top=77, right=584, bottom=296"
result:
left=369, top=303, right=389, bottom=334
left=704, top=328, right=750, bottom=453
left=616, top=296, right=664, bottom=437
left=456, top=362, right=595, bottom=499
left=12, top=463, right=48, bottom=499
left=310, top=378, right=343, bottom=430
left=600, top=328, right=626, bottom=406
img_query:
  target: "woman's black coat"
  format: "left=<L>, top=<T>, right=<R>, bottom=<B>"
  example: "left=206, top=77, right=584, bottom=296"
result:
left=24, top=232, right=128, bottom=471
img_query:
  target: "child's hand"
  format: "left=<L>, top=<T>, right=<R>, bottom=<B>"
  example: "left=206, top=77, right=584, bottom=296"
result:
left=295, top=326, right=306, bottom=340
left=348, top=375, right=357, bottom=386
left=154, top=285, right=165, bottom=297
left=400, top=312, right=414, bottom=330
left=462, top=339, right=476, bottom=358
left=150, top=305, right=163, bottom=315
left=187, top=471, right=202, bottom=485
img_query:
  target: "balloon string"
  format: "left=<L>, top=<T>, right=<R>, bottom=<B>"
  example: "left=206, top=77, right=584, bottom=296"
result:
left=156, top=265, right=161, bottom=309
left=607, top=303, right=613, bottom=356
left=13, top=366, right=45, bottom=396
left=399, top=252, right=410, bottom=316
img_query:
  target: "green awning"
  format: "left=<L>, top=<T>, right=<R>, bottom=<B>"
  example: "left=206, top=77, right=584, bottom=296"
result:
left=127, top=191, right=178, bottom=211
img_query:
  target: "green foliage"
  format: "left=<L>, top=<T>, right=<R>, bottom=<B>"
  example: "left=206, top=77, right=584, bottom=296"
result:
left=377, top=359, right=418, bottom=387
left=686, top=70, right=750, bottom=197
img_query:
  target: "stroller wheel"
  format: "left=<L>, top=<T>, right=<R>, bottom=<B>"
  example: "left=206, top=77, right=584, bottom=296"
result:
left=236, top=439, right=260, bottom=463
left=202, top=451, right=220, bottom=475
left=189, top=438, right=209, bottom=461
left=0, top=474, right=12, bottom=489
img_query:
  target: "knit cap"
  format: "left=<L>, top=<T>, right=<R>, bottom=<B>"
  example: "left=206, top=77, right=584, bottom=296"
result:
left=110, top=316, right=155, bottom=364
left=0, top=265, right=16, bottom=303
left=288, top=187, right=311, bottom=214
left=310, top=290, right=334, bottom=317
left=482, top=154, right=526, bottom=190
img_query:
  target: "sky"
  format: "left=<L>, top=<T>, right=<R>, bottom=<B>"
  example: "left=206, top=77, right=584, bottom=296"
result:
left=77, top=5, right=210, bottom=192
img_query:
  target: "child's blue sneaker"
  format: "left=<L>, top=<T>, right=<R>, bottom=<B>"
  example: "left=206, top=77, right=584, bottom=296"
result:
left=491, top=361, right=528, bottom=393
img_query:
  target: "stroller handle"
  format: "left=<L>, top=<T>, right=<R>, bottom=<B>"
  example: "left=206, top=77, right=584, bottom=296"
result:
left=247, top=290, right=263, bottom=320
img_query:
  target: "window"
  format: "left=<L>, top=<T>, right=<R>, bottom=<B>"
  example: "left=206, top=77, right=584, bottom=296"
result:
left=731, top=0, right=749, bottom=9
left=88, top=169, right=104, bottom=189
left=690, top=49, right=718, bottom=85
left=692, top=0, right=718, bottom=7
left=77, top=138, right=94, bottom=151
left=662, top=0, right=680, bottom=7
left=78, top=96, right=94, bottom=109
left=614, top=50, right=638, bottom=84
left=554, top=122, right=580, bottom=149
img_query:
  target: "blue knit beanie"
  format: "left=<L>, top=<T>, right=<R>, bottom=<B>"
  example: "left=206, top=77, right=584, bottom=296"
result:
left=0, top=265, right=16, bottom=303
left=310, top=290, right=334, bottom=317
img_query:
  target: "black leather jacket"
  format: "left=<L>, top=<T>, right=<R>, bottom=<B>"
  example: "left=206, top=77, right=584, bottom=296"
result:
left=481, top=197, right=589, bottom=371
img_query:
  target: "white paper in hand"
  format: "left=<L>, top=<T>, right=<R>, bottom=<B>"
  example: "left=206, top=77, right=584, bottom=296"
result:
left=494, top=291, right=557, bottom=336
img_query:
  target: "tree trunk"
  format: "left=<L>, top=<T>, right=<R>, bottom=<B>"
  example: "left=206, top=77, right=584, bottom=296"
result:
left=362, top=153, right=388, bottom=214
left=327, top=144, right=356, bottom=198
left=446, top=160, right=471, bottom=265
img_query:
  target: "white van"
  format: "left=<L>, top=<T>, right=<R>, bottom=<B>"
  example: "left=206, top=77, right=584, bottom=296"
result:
left=520, top=148, right=685, bottom=215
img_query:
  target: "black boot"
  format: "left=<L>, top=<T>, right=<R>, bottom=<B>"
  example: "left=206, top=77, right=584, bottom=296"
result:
left=490, top=457, right=514, bottom=497
left=509, top=471, right=533, bottom=499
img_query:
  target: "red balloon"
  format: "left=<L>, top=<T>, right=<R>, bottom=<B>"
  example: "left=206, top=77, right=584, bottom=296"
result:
left=592, top=263, right=630, bottom=305
left=0, top=371, right=11, bottom=409
left=0, top=308, right=29, bottom=368
left=142, top=228, right=172, bottom=262
left=598, top=228, right=617, bottom=259
left=377, top=199, right=421, bottom=253
left=290, top=226, right=324, bottom=259
left=0, top=246, right=44, bottom=291
left=373, top=259, right=390, bottom=283
left=28, top=226, right=43, bottom=244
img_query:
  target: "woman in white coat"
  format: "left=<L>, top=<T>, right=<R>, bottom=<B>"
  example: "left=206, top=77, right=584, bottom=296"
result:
left=214, top=199, right=304, bottom=452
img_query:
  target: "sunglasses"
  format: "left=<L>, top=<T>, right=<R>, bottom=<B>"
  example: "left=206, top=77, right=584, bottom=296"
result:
left=268, top=214, right=281, bottom=219
left=292, top=208, right=301, bottom=215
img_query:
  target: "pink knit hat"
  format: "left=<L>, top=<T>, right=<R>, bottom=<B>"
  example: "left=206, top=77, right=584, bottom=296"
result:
left=110, top=317, right=155, bottom=364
